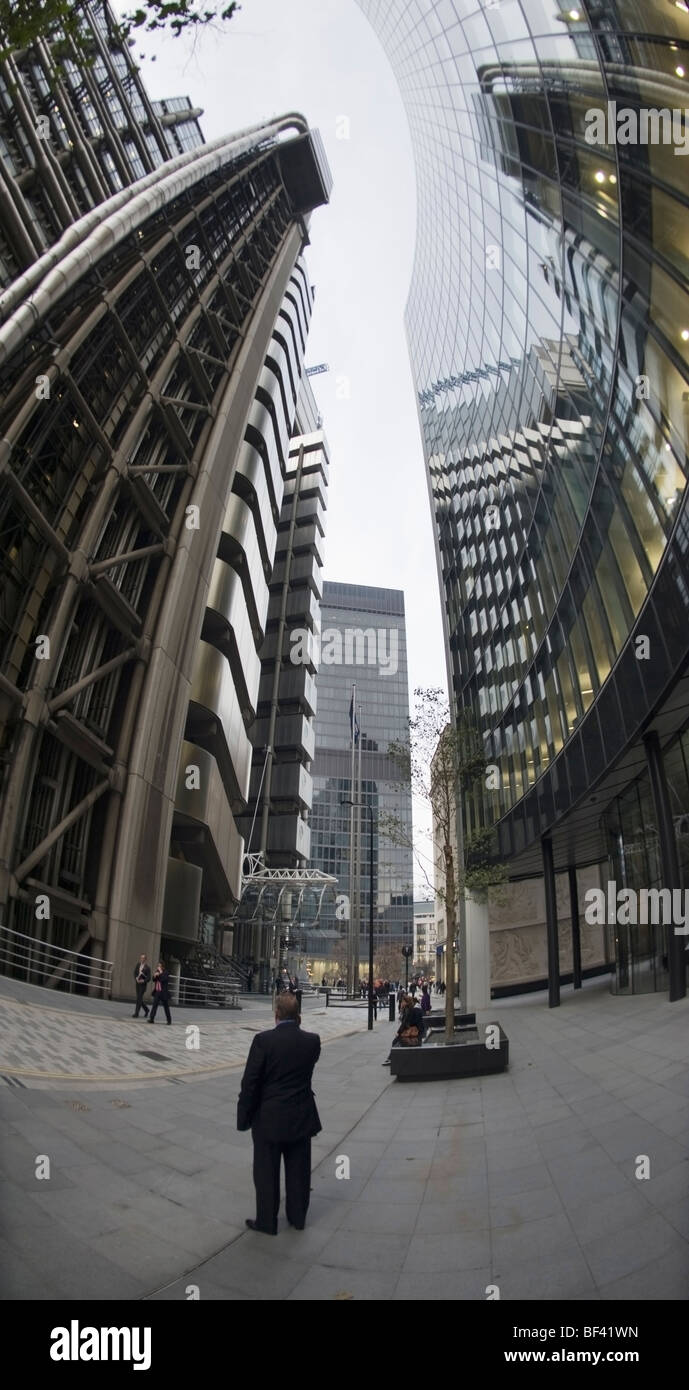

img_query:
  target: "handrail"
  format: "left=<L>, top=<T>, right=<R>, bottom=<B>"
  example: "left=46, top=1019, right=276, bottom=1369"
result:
left=0, top=924, right=113, bottom=994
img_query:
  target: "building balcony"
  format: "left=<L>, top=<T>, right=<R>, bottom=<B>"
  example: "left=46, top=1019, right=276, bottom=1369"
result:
left=218, top=494, right=271, bottom=635
left=172, top=740, right=244, bottom=907
left=266, top=810, right=311, bottom=861
left=187, top=640, right=253, bottom=809
left=274, top=521, right=324, bottom=566
left=251, top=711, right=315, bottom=761
left=257, top=664, right=317, bottom=715
left=270, top=553, right=322, bottom=595
left=249, top=758, right=312, bottom=810
left=204, top=557, right=261, bottom=720
left=232, top=439, right=279, bottom=559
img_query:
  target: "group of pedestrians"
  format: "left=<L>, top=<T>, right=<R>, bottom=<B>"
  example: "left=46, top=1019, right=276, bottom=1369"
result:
left=274, top=968, right=299, bottom=994
left=132, top=953, right=172, bottom=1024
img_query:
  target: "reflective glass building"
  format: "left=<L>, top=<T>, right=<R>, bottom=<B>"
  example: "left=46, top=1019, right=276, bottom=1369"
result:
left=357, top=0, right=689, bottom=999
left=308, top=582, right=414, bottom=978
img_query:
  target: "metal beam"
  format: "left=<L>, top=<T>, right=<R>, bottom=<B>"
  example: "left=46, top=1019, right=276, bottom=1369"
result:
left=47, top=647, right=136, bottom=713
left=89, top=545, right=164, bottom=578
left=13, top=778, right=110, bottom=884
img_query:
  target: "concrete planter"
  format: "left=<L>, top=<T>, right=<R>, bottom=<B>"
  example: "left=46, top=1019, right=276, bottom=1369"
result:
left=425, top=1010, right=476, bottom=1030
left=390, top=1023, right=509, bottom=1080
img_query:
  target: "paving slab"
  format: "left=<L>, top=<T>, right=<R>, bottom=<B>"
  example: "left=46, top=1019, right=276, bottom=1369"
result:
left=1, top=974, right=688, bottom=1300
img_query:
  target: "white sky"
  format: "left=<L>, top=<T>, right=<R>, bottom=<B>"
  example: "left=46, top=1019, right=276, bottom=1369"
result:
left=124, top=0, right=447, bottom=892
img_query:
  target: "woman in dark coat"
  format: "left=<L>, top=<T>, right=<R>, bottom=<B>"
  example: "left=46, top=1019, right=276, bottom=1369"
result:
left=382, top=994, right=424, bottom=1065
left=148, top=960, right=172, bottom=1024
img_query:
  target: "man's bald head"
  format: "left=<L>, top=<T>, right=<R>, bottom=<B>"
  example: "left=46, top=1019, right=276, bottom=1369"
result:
left=275, top=992, right=300, bottom=1023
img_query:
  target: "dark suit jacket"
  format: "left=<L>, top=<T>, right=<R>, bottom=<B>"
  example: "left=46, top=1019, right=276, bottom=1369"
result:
left=152, top=968, right=169, bottom=1001
left=237, top=1022, right=321, bottom=1143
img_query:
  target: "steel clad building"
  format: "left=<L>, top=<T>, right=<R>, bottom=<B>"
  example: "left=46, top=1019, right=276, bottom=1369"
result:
left=0, top=2, right=331, bottom=995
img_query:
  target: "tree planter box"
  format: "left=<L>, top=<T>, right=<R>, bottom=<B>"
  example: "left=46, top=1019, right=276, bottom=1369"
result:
left=425, top=1011, right=476, bottom=1031
left=390, top=1024, right=509, bottom=1081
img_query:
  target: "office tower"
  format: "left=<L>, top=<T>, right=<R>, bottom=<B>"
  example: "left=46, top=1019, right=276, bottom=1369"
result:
left=413, top=900, right=436, bottom=972
left=308, top=582, right=413, bottom=980
left=0, top=1, right=332, bottom=994
left=356, top=0, right=689, bottom=1000
left=234, top=376, right=329, bottom=985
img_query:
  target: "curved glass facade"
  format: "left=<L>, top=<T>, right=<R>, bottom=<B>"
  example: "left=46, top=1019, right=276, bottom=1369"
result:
left=357, top=0, right=689, bottom=879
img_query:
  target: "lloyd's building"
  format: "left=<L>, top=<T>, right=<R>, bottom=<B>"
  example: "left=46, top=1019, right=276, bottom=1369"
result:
left=357, top=0, right=689, bottom=1002
left=0, top=1, right=331, bottom=995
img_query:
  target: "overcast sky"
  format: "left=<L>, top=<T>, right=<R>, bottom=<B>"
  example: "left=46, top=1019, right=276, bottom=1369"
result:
left=123, top=0, right=448, bottom=891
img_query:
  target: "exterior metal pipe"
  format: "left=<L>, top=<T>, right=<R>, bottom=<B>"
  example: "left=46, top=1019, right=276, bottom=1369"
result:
left=35, top=37, right=109, bottom=205
left=3, top=55, right=80, bottom=226
left=260, top=442, right=305, bottom=857
left=0, top=113, right=310, bottom=339
left=0, top=672, right=23, bottom=705
left=0, top=161, right=41, bottom=264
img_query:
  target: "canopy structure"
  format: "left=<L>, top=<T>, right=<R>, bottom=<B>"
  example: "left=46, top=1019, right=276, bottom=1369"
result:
left=221, top=853, right=339, bottom=931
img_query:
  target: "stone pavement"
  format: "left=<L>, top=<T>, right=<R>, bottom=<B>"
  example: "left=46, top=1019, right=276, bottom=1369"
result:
left=0, top=977, right=365, bottom=1085
left=1, top=975, right=688, bottom=1301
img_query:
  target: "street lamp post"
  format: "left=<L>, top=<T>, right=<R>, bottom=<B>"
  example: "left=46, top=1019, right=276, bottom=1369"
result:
left=342, top=797, right=375, bottom=1031
left=402, top=943, right=413, bottom=991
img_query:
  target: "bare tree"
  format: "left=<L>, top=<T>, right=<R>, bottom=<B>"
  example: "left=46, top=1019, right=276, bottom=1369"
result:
left=383, top=688, right=505, bottom=1043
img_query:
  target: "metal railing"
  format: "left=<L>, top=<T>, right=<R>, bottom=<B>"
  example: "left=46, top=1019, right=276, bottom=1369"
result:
left=175, top=973, right=241, bottom=1008
left=0, top=925, right=113, bottom=995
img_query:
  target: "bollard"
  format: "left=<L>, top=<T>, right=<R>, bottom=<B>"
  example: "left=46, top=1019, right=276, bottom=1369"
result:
left=389, top=994, right=395, bottom=1022
left=296, top=989, right=302, bottom=1011
left=325, top=989, right=330, bottom=1007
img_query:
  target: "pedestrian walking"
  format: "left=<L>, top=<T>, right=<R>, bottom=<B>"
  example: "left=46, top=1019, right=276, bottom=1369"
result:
left=237, top=991, right=321, bottom=1235
left=132, top=953, right=151, bottom=1018
left=148, top=960, right=172, bottom=1024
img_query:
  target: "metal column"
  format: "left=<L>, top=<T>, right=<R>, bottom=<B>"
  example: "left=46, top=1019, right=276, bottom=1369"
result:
left=643, top=731, right=686, bottom=1002
left=542, top=836, right=560, bottom=1008
left=568, top=864, right=582, bottom=990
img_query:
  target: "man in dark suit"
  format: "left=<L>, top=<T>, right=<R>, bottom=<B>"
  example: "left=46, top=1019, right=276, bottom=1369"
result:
left=237, top=991, right=321, bottom=1235
left=132, top=954, right=151, bottom=1018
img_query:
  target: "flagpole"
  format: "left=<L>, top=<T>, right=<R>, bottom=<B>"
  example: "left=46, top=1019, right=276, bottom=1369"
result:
left=353, top=703, right=362, bottom=989
left=347, top=682, right=356, bottom=997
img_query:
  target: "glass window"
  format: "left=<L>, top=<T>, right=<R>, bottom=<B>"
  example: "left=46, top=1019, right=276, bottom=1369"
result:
left=608, top=511, right=648, bottom=616
left=568, top=617, right=595, bottom=714
left=582, top=589, right=612, bottom=687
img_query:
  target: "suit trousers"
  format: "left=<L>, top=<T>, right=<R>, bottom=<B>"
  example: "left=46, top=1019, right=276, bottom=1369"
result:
left=134, top=983, right=149, bottom=1017
left=149, top=995, right=171, bottom=1023
left=252, top=1133, right=311, bottom=1232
